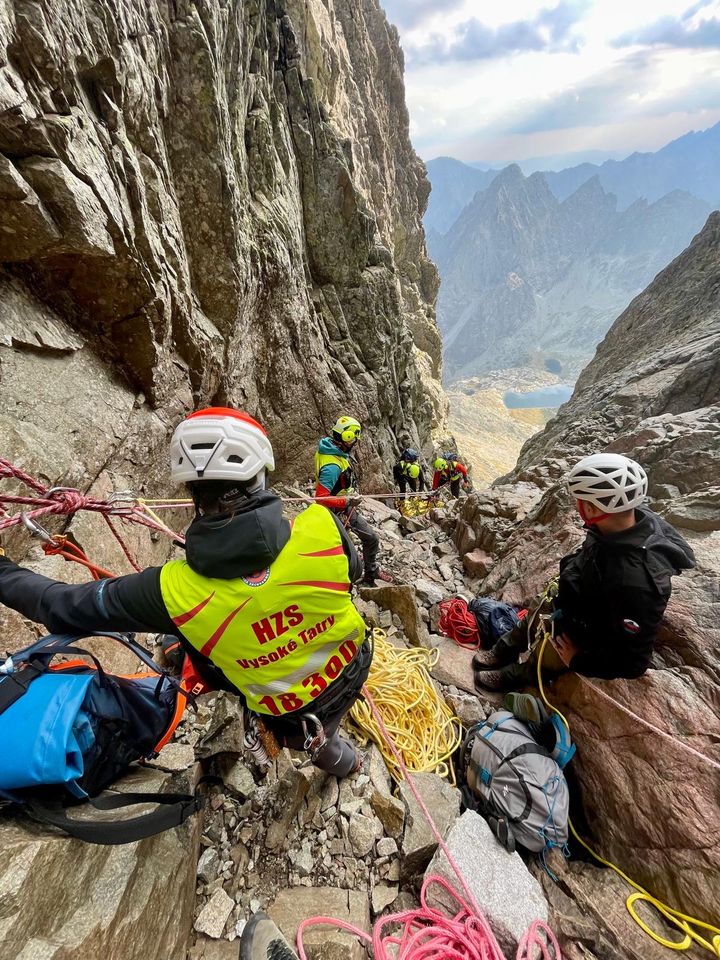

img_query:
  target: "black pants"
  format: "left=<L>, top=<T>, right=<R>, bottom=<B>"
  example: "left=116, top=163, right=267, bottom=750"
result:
left=393, top=464, right=418, bottom=494
left=345, top=510, right=379, bottom=576
left=438, top=478, right=461, bottom=498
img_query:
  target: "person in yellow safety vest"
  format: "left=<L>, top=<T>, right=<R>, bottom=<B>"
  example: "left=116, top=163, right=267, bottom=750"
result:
left=392, top=448, right=427, bottom=494
left=314, top=415, right=393, bottom=585
left=432, top=456, right=471, bottom=499
left=0, top=408, right=372, bottom=778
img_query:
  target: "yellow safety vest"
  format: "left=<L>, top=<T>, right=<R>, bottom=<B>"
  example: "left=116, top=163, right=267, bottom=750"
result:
left=160, top=504, right=366, bottom=716
left=314, top=450, right=355, bottom=494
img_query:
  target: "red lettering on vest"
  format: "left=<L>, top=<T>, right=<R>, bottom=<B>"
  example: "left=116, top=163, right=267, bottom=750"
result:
left=252, top=606, right=306, bottom=645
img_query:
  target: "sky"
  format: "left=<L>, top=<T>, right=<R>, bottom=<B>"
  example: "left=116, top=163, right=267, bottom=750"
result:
left=380, top=0, right=720, bottom=166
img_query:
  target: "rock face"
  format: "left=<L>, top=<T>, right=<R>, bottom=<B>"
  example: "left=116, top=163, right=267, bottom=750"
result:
left=0, top=767, right=201, bottom=960
left=456, top=212, right=720, bottom=925
left=0, top=0, right=444, bottom=516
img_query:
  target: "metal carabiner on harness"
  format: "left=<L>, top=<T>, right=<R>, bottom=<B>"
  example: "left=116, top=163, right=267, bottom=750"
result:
left=300, top=712, right=328, bottom=761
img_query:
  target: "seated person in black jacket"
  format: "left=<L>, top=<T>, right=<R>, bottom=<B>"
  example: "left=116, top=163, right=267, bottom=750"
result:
left=474, top=452, right=696, bottom=690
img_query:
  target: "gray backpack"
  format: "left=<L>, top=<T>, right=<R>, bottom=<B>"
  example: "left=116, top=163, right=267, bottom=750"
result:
left=462, top=710, right=569, bottom=855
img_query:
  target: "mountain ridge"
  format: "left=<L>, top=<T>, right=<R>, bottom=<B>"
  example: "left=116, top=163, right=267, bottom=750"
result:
left=432, top=163, right=712, bottom=381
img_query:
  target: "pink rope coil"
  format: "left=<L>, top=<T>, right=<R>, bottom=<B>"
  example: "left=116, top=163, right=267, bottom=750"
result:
left=297, top=688, right=562, bottom=960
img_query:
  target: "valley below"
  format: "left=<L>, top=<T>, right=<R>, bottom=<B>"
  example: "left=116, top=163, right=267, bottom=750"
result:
left=446, top=368, right=559, bottom=484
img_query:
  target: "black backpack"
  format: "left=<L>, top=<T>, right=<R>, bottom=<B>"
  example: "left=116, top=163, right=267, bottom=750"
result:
left=0, top=631, right=204, bottom=844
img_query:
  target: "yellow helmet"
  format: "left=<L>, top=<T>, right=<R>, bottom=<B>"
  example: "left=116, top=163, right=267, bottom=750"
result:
left=407, top=463, right=420, bottom=479
left=332, top=415, right=362, bottom=445
left=434, top=457, right=448, bottom=471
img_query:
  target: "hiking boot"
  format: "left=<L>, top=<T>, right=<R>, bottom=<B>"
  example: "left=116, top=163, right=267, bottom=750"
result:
left=473, top=665, right=516, bottom=692
left=472, top=643, right=519, bottom=669
left=363, top=568, right=394, bottom=585
left=240, top=912, right=299, bottom=960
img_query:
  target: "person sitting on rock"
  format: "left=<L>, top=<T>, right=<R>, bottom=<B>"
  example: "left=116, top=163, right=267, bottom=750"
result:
left=392, top=448, right=427, bottom=494
left=0, top=407, right=372, bottom=778
left=432, top=455, right=470, bottom=499
left=314, top=414, right=393, bottom=585
left=474, top=453, right=696, bottom=691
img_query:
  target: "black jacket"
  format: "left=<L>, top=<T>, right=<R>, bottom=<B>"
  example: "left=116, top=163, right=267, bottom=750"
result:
left=556, top=507, right=696, bottom=679
left=0, top=492, right=362, bottom=691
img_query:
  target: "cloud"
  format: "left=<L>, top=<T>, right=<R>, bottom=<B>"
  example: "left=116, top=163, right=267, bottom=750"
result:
left=407, top=1, right=589, bottom=64
left=380, top=0, right=466, bottom=32
left=489, top=50, right=720, bottom=136
left=612, top=1, right=720, bottom=49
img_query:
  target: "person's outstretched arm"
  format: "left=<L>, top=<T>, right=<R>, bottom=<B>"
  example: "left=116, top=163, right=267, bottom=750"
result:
left=0, top=555, right=176, bottom=636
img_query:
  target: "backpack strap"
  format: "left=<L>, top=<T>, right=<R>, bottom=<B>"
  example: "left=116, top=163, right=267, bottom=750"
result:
left=0, top=661, right=46, bottom=716
left=25, top=789, right=205, bottom=845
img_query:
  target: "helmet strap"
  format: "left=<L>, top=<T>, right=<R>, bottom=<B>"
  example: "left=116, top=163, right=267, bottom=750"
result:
left=577, top=499, right=610, bottom=527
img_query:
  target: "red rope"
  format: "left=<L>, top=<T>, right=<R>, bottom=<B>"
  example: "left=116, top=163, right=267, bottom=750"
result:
left=102, top=515, right=142, bottom=572
left=438, top=598, right=481, bottom=649
left=0, top=457, right=183, bottom=577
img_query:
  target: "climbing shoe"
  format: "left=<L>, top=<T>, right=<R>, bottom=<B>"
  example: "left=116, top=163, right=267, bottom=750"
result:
left=240, top=912, right=299, bottom=960
left=503, top=692, right=549, bottom=725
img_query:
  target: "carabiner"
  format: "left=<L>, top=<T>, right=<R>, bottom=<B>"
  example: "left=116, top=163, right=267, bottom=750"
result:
left=21, top=514, right=56, bottom=544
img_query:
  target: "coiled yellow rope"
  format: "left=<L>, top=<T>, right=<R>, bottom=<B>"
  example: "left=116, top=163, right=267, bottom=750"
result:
left=536, top=623, right=720, bottom=955
left=348, top=629, right=463, bottom=783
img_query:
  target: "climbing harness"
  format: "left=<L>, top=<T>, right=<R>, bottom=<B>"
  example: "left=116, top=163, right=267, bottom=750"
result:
left=438, top=598, right=481, bottom=648
left=532, top=595, right=720, bottom=956
left=298, top=684, right=561, bottom=960
left=347, top=629, right=462, bottom=784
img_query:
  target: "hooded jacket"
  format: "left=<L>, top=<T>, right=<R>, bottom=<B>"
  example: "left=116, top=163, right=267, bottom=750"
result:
left=556, top=507, right=696, bottom=679
left=0, top=491, right=362, bottom=692
left=314, top=436, right=358, bottom=510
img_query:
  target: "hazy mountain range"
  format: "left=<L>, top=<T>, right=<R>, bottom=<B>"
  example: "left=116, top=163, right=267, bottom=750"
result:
left=431, top=165, right=711, bottom=381
left=426, top=122, right=719, bottom=382
left=426, top=122, right=720, bottom=235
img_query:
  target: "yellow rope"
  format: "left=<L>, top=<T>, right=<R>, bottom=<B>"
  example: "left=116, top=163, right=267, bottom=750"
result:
left=347, top=629, right=463, bottom=784
left=536, top=627, right=720, bottom=955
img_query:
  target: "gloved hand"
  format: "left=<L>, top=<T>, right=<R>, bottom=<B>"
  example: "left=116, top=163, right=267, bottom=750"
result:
left=463, top=482, right=472, bottom=493
left=347, top=494, right=363, bottom=508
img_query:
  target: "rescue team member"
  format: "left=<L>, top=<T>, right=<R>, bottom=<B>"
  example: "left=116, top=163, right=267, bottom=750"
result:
left=0, top=408, right=371, bottom=777
left=314, top=415, right=392, bottom=585
left=474, top=453, right=696, bottom=692
left=432, top=455, right=470, bottom=499
left=392, top=448, right=427, bottom=494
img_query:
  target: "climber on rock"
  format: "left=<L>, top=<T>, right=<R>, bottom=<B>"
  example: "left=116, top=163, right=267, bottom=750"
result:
left=314, top=415, right=393, bottom=585
left=0, top=408, right=372, bottom=778
left=432, top=455, right=470, bottom=499
left=392, top=448, right=427, bottom=494
left=474, top=453, right=696, bottom=692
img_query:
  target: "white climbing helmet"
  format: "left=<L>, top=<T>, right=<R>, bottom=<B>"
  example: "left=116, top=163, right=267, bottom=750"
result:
left=170, top=407, right=275, bottom=484
left=567, top=453, right=648, bottom=513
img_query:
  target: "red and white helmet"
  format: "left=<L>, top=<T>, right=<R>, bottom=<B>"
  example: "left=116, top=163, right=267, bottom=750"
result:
left=170, top=407, right=274, bottom=484
left=567, top=453, right=648, bottom=513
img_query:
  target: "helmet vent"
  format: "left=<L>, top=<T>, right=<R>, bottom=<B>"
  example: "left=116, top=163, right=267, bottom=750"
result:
left=228, top=455, right=245, bottom=464
left=191, top=442, right=215, bottom=450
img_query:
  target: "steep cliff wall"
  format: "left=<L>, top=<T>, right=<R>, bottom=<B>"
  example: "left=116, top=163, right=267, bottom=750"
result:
left=456, top=212, right=720, bottom=927
left=0, top=0, right=444, bottom=506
